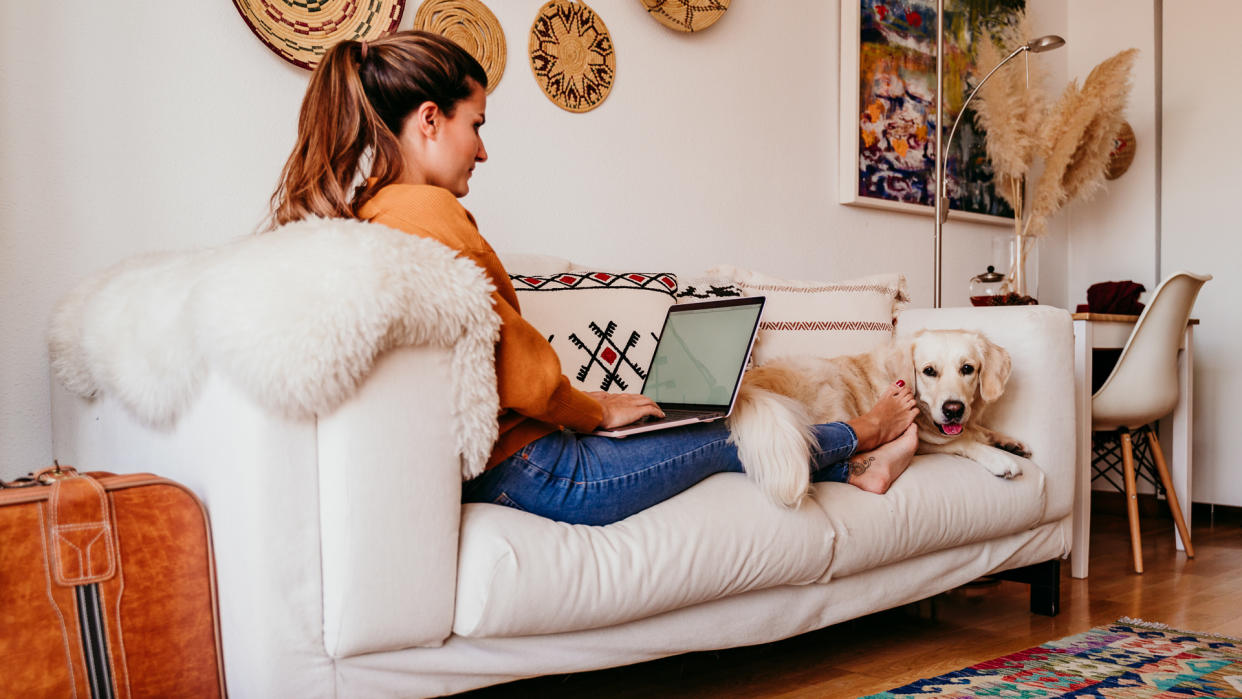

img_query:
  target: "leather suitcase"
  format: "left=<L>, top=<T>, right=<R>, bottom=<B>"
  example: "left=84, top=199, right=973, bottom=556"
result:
left=0, top=465, right=226, bottom=698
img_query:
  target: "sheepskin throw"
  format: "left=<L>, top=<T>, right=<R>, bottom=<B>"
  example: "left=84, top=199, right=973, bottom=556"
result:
left=48, top=218, right=502, bottom=479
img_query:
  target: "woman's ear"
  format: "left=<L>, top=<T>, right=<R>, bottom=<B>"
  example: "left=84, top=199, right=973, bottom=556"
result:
left=978, top=334, right=1012, bottom=403
left=411, top=100, right=441, bottom=139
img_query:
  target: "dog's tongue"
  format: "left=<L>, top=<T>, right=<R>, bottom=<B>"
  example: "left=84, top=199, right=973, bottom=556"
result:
left=942, top=423, right=963, bottom=435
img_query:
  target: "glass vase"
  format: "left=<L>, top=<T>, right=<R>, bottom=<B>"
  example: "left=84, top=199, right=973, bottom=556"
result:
left=991, top=232, right=1039, bottom=303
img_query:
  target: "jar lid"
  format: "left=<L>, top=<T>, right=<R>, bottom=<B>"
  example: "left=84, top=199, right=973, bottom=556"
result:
left=972, top=265, right=1005, bottom=283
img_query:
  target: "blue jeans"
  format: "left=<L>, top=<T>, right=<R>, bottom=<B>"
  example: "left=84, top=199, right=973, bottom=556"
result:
left=462, top=421, right=858, bottom=525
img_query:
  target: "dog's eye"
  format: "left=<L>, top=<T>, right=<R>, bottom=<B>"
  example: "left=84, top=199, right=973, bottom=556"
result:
left=922, top=366, right=938, bottom=377
left=961, top=364, right=975, bottom=375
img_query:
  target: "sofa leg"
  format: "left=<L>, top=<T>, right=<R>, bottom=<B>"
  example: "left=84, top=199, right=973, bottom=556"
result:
left=988, top=558, right=1061, bottom=616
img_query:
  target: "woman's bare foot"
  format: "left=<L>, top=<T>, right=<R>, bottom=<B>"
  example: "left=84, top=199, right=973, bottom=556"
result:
left=847, top=424, right=917, bottom=494
left=848, top=381, right=918, bottom=451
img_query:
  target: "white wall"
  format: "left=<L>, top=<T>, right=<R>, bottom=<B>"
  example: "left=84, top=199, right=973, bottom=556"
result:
left=3, top=1, right=1055, bottom=478
left=1066, top=0, right=1240, bottom=506
left=1161, top=0, right=1242, bottom=506
left=1064, top=1, right=1160, bottom=303
left=1, top=1, right=309, bottom=476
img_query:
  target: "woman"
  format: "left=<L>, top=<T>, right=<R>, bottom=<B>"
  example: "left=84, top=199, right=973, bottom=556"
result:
left=269, top=31, right=919, bottom=525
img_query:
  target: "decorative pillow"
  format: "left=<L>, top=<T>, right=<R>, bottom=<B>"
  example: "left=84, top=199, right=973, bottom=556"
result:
left=674, top=274, right=744, bottom=302
left=705, top=266, right=908, bottom=363
left=511, top=272, right=678, bottom=393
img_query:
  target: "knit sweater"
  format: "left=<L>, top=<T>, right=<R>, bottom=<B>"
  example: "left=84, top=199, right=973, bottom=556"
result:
left=359, top=184, right=603, bottom=469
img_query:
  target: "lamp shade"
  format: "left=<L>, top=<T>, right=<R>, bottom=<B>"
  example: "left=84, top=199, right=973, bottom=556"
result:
left=1028, top=35, right=1066, bottom=53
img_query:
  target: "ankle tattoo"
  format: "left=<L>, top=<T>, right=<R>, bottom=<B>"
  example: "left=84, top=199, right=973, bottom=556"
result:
left=848, top=456, right=875, bottom=476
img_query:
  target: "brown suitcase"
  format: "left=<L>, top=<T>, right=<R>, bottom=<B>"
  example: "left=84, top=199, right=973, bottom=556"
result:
left=0, top=465, right=226, bottom=698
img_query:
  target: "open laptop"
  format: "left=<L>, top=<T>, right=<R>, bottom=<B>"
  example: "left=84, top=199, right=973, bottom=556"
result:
left=589, top=296, right=765, bottom=438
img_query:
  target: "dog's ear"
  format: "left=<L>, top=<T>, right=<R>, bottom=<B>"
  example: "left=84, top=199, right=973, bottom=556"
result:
left=883, top=338, right=915, bottom=386
left=978, top=334, right=1011, bottom=403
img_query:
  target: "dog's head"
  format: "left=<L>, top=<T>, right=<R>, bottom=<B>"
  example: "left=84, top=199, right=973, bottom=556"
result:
left=897, top=329, right=1011, bottom=443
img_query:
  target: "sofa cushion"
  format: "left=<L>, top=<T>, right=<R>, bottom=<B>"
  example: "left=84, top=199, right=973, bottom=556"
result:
left=813, top=452, right=1046, bottom=579
left=673, top=273, right=744, bottom=302
left=453, top=472, right=835, bottom=638
left=705, top=266, right=907, bottom=364
left=511, top=271, right=678, bottom=393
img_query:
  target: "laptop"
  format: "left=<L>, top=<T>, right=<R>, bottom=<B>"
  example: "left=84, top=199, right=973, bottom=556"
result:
left=588, top=296, right=765, bottom=438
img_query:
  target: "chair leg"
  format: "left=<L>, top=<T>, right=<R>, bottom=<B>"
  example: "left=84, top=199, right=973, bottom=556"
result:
left=1146, top=428, right=1195, bottom=558
left=1121, top=431, right=1144, bottom=574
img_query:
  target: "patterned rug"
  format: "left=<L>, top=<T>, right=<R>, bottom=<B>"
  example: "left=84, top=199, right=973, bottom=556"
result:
left=865, top=619, right=1242, bottom=698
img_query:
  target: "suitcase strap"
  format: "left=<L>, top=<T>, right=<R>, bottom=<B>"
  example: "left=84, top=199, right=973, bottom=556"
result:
left=46, top=467, right=118, bottom=586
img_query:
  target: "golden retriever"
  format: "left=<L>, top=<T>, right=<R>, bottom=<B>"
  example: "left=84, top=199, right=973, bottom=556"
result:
left=727, top=329, right=1030, bottom=507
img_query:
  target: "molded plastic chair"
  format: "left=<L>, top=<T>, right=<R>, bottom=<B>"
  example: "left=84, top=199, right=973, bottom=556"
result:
left=1091, top=271, right=1211, bottom=574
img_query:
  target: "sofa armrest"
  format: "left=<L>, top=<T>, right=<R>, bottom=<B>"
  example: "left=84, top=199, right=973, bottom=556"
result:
left=317, top=345, right=464, bottom=658
left=896, top=306, right=1076, bottom=521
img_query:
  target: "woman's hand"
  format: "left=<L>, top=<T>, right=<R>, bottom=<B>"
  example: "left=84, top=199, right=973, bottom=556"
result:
left=587, top=391, right=665, bottom=430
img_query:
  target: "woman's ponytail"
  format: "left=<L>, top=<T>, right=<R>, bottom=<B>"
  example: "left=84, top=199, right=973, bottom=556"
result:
left=267, top=31, right=486, bottom=229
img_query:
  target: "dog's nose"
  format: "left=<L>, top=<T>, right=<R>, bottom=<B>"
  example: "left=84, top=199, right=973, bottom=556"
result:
left=942, top=400, right=965, bottom=421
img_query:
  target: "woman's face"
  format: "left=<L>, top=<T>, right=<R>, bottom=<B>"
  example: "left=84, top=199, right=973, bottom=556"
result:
left=401, top=80, right=488, bottom=197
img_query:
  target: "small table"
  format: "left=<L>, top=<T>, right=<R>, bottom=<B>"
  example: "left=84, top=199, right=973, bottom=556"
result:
left=1070, top=313, right=1198, bottom=579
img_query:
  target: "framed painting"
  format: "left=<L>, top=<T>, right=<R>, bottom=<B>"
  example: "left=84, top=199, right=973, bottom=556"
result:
left=839, top=0, right=1022, bottom=223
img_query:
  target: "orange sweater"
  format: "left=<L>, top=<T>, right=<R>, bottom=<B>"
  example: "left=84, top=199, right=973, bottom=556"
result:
left=359, top=184, right=603, bottom=468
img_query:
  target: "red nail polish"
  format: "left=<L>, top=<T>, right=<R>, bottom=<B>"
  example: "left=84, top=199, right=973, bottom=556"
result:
left=896, top=380, right=905, bottom=387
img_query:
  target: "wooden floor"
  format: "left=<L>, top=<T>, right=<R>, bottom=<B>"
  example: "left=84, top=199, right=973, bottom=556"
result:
left=458, top=500, right=1242, bottom=698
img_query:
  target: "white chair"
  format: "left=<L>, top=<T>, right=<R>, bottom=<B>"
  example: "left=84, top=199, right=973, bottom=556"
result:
left=1091, top=271, right=1211, bottom=574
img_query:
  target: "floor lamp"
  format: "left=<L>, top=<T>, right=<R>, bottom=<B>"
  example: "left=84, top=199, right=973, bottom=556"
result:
left=932, top=2, right=1064, bottom=307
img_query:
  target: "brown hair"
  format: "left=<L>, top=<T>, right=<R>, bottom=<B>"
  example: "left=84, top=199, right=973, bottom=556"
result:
left=267, top=31, right=487, bottom=229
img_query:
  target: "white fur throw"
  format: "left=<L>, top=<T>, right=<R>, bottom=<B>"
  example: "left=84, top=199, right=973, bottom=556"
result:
left=48, top=218, right=502, bottom=479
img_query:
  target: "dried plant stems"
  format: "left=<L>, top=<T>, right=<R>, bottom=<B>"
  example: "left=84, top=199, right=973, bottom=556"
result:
left=969, top=19, right=1138, bottom=298
left=972, top=13, right=1045, bottom=212
left=1025, top=48, right=1138, bottom=237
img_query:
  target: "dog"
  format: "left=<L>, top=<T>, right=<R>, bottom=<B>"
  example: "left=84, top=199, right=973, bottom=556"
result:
left=727, top=329, right=1030, bottom=507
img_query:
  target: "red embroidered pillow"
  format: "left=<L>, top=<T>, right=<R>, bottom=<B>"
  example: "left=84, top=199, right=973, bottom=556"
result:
left=511, top=272, right=678, bottom=393
left=705, top=266, right=908, bottom=363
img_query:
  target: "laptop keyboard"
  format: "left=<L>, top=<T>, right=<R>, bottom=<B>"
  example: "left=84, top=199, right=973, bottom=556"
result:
left=637, top=409, right=724, bottom=426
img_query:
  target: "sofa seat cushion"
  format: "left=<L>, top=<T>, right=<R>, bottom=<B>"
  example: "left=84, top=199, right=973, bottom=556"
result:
left=453, top=472, right=835, bottom=638
left=813, top=452, right=1046, bottom=579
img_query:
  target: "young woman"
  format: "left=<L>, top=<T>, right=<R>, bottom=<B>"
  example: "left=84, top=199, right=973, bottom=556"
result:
left=269, top=31, right=919, bottom=525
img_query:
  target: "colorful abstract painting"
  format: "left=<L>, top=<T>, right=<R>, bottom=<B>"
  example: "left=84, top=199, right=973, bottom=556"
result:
left=839, top=0, right=1021, bottom=223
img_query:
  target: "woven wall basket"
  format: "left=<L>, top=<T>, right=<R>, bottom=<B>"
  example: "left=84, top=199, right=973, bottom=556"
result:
left=640, top=0, right=730, bottom=33
left=529, top=0, right=616, bottom=113
left=233, top=0, right=406, bottom=71
left=1105, top=121, right=1136, bottom=180
left=413, top=0, right=506, bottom=94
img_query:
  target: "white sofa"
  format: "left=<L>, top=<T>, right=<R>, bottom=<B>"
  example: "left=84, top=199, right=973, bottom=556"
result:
left=49, top=228, right=1077, bottom=698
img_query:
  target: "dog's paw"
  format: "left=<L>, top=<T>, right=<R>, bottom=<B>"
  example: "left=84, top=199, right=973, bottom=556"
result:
left=992, top=438, right=1031, bottom=458
left=978, top=449, right=1023, bottom=479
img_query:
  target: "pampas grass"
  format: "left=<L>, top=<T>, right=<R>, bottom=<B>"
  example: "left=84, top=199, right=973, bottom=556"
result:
left=1027, top=48, right=1138, bottom=236
left=972, top=13, right=1046, bottom=215
left=969, top=14, right=1137, bottom=297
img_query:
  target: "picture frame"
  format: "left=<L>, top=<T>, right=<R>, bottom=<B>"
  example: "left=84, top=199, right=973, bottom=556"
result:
left=838, top=0, right=1020, bottom=224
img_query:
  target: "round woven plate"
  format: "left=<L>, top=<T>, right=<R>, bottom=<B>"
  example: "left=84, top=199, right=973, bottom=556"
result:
left=639, top=0, right=730, bottom=33
left=413, top=0, right=506, bottom=94
left=233, top=0, right=406, bottom=70
left=529, top=0, right=616, bottom=113
left=1105, top=120, right=1136, bottom=180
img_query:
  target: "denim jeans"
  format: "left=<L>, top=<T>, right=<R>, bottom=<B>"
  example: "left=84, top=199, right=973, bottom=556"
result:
left=461, top=421, right=858, bottom=525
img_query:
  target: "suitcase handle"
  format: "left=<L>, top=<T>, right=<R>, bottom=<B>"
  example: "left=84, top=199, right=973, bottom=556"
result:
left=0, top=461, right=78, bottom=488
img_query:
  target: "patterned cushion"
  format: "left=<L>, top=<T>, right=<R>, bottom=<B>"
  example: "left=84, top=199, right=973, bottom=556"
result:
left=511, top=272, right=678, bottom=393
left=705, top=266, right=908, bottom=363
left=674, top=274, right=743, bottom=302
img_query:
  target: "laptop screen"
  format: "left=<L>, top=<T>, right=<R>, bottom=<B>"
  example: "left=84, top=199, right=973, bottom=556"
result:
left=641, top=297, right=764, bottom=409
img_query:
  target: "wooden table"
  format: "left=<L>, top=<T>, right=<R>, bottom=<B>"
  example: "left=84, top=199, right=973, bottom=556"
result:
left=1070, top=313, right=1198, bottom=579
